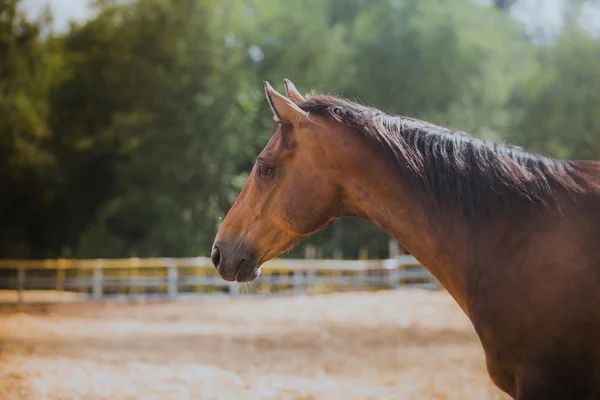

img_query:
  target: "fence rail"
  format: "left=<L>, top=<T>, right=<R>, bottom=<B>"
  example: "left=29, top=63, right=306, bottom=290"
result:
left=0, top=252, right=438, bottom=303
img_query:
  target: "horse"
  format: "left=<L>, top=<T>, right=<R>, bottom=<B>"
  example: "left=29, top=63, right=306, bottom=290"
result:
left=210, top=79, right=600, bottom=399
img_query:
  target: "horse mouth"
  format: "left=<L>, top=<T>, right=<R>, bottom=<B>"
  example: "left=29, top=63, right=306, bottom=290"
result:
left=234, top=264, right=261, bottom=283
left=231, top=259, right=260, bottom=283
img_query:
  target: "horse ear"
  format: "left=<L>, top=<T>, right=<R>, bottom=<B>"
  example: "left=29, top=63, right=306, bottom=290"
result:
left=283, top=79, right=306, bottom=105
left=264, top=81, right=307, bottom=123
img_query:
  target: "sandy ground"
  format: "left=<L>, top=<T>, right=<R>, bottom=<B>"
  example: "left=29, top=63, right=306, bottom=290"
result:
left=0, top=289, right=511, bottom=400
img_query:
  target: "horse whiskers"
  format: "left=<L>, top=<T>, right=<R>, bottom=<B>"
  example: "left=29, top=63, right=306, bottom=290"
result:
left=240, top=281, right=272, bottom=296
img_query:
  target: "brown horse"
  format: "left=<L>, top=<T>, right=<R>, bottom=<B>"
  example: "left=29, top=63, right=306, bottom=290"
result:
left=211, top=79, right=600, bottom=399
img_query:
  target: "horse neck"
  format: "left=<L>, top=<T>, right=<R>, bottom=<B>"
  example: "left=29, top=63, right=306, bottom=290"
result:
left=336, top=135, right=478, bottom=313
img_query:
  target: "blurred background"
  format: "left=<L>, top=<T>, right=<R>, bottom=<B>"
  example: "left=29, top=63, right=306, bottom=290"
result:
left=2, top=1, right=600, bottom=399
left=3, top=0, right=600, bottom=262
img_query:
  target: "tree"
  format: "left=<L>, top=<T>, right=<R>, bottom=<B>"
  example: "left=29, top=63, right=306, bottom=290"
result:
left=0, top=0, right=60, bottom=257
left=344, top=0, right=536, bottom=138
left=57, top=0, right=264, bottom=257
left=5, top=0, right=597, bottom=260
left=508, top=28, right=600, bottom=161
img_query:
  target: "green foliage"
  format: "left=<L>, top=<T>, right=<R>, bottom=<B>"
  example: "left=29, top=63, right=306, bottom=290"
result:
left=60, top=0, right=264, bottom=257
left=0, top=0, right=61, bottom=257
left=1, top=0, right=599, bottom=259
left=508, top=28, right=600, bottom=160
left=345, top=0, right=536, bottom=137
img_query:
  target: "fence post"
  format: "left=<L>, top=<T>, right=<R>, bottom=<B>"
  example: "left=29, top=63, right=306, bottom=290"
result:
left=388, top=239, right=399, bottom=258
left=388, top=239, right=400, bottom=289
left=130, top=258, right=140, bottom=297
left=305, top=244, right=316, bottom=259
left=293, top=268, right=303, bottom=295
left=389, top=266, right=400, bottom=289
left=167, top=260, right=178, bottom=299
left=293, top=251, right=306, bottom=295
left=93, top=262, right=103, bottom=300
left=356, top=246, right=368, bottom=290
left=304, top=245, right=316, bottom=292
left=56, top=259, right=66, bottom=293
left=228, top=281, right=239, bottom=297
left=17, top=267, right=25, bottom=304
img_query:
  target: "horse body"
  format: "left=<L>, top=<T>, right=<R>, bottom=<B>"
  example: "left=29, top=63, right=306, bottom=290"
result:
left=211, top=80, right=600, bottom=399
left=465, top=188, right=600, bottom=398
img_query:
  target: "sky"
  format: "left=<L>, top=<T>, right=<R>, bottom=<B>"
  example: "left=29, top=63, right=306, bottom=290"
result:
left=20, top=0, right=600, bottom=37
left=22, top=0, right=92, bottom=32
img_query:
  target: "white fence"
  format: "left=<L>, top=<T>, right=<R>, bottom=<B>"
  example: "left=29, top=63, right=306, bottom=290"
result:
left=0, top=249, right=439, bottom=303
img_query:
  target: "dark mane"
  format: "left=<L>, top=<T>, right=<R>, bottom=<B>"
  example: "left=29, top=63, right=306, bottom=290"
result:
left=299, top=95, right=585, bottom=219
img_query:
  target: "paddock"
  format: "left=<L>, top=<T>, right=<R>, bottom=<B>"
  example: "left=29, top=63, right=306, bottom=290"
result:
left=0, top=289, right=511, bottom=399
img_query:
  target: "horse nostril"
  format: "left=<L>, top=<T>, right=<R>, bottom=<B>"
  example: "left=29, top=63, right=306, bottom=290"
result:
left=211, top=246, right=221, bottom=268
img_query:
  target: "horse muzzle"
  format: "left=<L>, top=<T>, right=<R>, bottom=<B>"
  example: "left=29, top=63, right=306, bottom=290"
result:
left=210, top=240, right=260, bottom=283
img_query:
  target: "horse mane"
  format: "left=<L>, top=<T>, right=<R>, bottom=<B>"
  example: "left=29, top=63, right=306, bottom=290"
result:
left=299, top=95, right=586, bottom=219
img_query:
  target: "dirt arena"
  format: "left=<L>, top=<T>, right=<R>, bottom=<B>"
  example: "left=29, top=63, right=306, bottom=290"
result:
left=0, top=289, right=511, bottom=400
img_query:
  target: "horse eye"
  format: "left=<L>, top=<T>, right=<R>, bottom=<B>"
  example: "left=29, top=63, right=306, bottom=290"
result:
left=258, top=164, right=274, bottom=176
